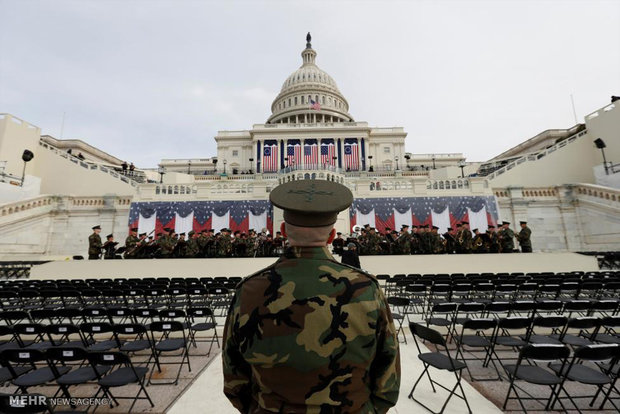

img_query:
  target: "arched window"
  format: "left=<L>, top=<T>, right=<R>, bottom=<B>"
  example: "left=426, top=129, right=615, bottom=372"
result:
left=311, top=173, right=316, bottom=179
left=464, top=180, right=469, bottom=188
left=288, top=98, right=291, bottom=106
left=301, top=96, right=305, bottom=104
left=322, top=96, right=325, bottom=104
left=451, top=180, right=456, bottom=189
left=294, top=97, right=298, bottom=105
left=457, top=180, right=463, bottom=189
left=433, top=182, right=438, bottom=190
left=304, top=173, right=310, bottom=180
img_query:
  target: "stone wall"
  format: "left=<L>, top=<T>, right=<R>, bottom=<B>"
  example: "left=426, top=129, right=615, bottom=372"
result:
left=0, top=195, right=131, bottom=259
left=494, top=184, right=620, bottom=252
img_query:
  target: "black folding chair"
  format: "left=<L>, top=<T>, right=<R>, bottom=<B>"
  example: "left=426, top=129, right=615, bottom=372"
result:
left=592, top=316, right=620, bottom=344
left=88, top=351, right=154, bottom=412
left=549, top=343, right=620, bottom=412
left=387, top=297, right=410, bottom=344
left=148, top=320, right=191, bottom=385
left=46, top=346, right=111, bottom=404
left=408, top=322, right=472, bottom=414
left=0, top=348, right=70, bottom=394
left=502, top=343, right=570, bottom=412
left=186, top=307, right=219, bottom=356
left=454, top=318, right=500, bottom=381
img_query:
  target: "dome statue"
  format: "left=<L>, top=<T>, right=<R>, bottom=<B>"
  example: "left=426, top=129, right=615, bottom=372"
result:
left=267, top=34, right=353, bottom=124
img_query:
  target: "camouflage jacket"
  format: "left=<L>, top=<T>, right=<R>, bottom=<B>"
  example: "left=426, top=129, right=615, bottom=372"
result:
left=223, top=246, right=400, bottom=413
left=517, top=226, right=532, bottom=248
left=88, top=233, right=102, bottom=256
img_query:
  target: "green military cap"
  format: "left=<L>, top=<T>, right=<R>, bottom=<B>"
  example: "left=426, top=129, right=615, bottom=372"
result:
left=269, top=180, right=353, bottom=227
left=519, top=221, right=527, bottom=225
left=130, top=227, right=138, bottom=232
left=431, top=225, right=439, bottom=230
left=188, top=230, right=195, bottom=236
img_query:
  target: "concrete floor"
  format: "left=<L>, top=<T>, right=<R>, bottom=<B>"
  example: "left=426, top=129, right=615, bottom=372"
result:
left=168, top=330, right=502, bottom=414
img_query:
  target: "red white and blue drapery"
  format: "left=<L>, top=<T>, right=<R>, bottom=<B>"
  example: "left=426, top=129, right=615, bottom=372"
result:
left=128, top=200, right=273, bottom=237
left=350, top=196, right=499, bottom=233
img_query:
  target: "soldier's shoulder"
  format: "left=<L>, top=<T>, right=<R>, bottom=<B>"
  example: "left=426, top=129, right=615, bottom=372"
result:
left=324, top=259, right=379, bottom=284
left=235, top=262, right=279, bottom=289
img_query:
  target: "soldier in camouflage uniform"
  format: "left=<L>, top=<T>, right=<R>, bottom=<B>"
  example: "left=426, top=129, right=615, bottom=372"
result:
left=487, top=225, right=500, bottom=253
left=397, top=225, right=411, bottom=255
left=429, top=225, right=444, bottom=254
left=218, top=228, right=233, bottom=257
left=516, top=221, right=532, bottom=253
left=123, top=227, right=139, bottom=259
left=460, top=221, right=473, bottom=253
left=498, top=221, right=515, bottom=253
left=223, top=180, right=400, bottom=413
left=88, top=225, right=102, bottom=260
left=156, top=228, right=175, bottom=258
left=186, top=231, right=200, bottom=258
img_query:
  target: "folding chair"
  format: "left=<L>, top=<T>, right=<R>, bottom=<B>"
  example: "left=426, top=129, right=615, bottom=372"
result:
left=0, top=348, right=70, bottom=394
left=525, top=315, right=568, bottom=345
left=592, top=316, right=620, bottom=344
left=408, top=322, right=472, bottom=414
left=148, top=320, right=191, bottom=385
left=88, top=351, right=154, bottom=412
left=80, top=322, right=117, bottom=351
left=426, top=302, right=458, bottom=342
left=46, top=346, right=111, bottom=404
left=549, top=343, right=620, bottom=412
left=113, top=323, right=155, bottom=364
left=502, top=343, right=570, bottom=412
left=555, top=317, right=600, bottom=348
left=186, top=307, right=219, bottom=356
left=386, top=297, right=410, bottom=343
left=454, top=318, right=500, bottom=381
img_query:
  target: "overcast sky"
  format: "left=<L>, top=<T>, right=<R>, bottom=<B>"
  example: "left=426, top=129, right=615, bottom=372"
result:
left=1, top=0, right=618, bottom=167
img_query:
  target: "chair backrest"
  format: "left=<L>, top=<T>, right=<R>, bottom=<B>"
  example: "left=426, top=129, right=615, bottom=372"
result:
left=386, top=297, right=409, bottom=308
left=566, top=317, right=600, bottom=330
left=113, top=323, right=147, bottom=335
left=187, top=307, right=214, bottom=318
left=80, top=322, right=114, bottom=334
left=463, top=318, right=497, bottom=331
left=410, top=322, right=446, bottom=347
left=87, top=350, right=131, bottom=366
left=574, top=344, right=620, bottom=362
left=520, top=344, right=570, bottom=361
left=532, top=315, right=568, bottom=328
left=498, top=317, right=531, bottom=330
left=150, top=321, right=185, bottom=332
left=1, top=348, right=47, bottom=363
left=46, top=346, right=89, bottom=362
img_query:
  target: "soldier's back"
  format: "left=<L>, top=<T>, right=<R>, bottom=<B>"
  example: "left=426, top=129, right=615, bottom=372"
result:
left=223, top=246, right=400, bottom=413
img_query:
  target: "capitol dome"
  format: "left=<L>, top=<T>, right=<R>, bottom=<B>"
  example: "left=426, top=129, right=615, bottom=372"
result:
left=267, top=34, right=353, bottom=124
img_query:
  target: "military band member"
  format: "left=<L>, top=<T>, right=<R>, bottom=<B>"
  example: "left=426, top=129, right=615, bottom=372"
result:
left=517, top=221, right=532, bottom=253
left=102, top=234, right=119, bottom=259
left=331, top=231, right=345, bottom=255
left=88, top=225, right=102, bottom=260
left=443, top=227, right=456, bottom=254
left=460, top=221, right=473, bottom=253
left=487, top=225, right=500, bottom=253
left=218, top=228, right=233, bottom=257
left=499, top=221, right=515, bottom=253
left=123, top=227, right=139, bottom=259
left=223, top=180, right=400, bottom=413
left=410, top=225, right=421, bottom=254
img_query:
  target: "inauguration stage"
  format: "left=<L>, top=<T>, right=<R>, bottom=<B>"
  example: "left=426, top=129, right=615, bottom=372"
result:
left=29, top=252, right=599, bottom=280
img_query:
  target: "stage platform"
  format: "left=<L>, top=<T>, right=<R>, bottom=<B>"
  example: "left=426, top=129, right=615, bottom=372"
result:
left=29, top=252, right=599, bottom=280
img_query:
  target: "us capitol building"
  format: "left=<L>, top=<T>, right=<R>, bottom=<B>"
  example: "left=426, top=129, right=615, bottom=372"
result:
left=0, top=34, right=619, bottom=259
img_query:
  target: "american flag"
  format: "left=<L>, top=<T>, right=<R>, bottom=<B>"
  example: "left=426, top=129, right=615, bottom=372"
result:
left=304, top=143, right=318, bottom=166
left=310, top=99, right=321, bottom=110
left=263, top=144, right=278, bottom=172
left=287, top=144, right=302, bottom=166
left=320, top=142, right=336, bottom=166
left=344, top=142, right=359, bottom=170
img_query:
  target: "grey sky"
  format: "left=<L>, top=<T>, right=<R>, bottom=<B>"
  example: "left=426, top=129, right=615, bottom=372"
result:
left=1, top=0, right=619, bottom=167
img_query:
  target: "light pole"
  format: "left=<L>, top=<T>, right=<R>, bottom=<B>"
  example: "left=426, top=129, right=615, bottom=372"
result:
left=332, top=156, right=337, bottom=169
left=158, top=166, right=165, bottom=183
left=368, top=155, right=373, bottom=172
left=249, top=158, right=254, bottom=173
left=594, top=138, right=609, bottom=175
left=20, top=150, right=34, bottom=187
left=187, top=161, right=191, bottom=175
left=395, top=156, right=399, bottom=171
left=223, top=159, right=227, bottom=175
left=458, top=161, right=466, bottom=178
left=431, top=156, right=436, bottom=170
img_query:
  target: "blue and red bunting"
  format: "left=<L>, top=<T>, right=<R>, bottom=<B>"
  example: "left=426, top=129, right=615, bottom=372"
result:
left=128, top=200, right=273, bottom=236
left=350, top=196, right=499, bottom=232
